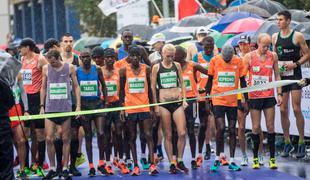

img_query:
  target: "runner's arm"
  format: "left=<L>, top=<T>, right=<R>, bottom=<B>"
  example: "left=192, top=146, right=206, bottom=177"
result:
left=37, top=54, right=48, bottom=70
left=176, top=62, right=186, bottom=100
left=205, top=76, right=213, bottom=95
left=140, top=46, right=151, bottom=66
left=240, top=76, right=248, bottom=101
left=40, top=65, right=48, bottom=108
left=151, top=64, right=159, bottom=104
left=146, top=66, right=153, bottom=104
left=70, top=64, right=81, bottom=109
left=18, top=76, right=29, bottom=112
left=194, top=63, right=208, bottom=75
left=97, top=67, right=107, bottom=105
left=295, top=32, right=310, bottom=65
left=119, top=67, right=126, bottom=105
left=272, top=52, right=282, bottom=95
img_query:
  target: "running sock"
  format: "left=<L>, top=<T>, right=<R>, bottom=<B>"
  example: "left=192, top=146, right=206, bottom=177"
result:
left=229, top=158, right=234, bottom=164
left=89, top=163, right=94, bottom=169
left=177, top=158, right=182, bottom=162
left=25, top=141, right=29, bottom=168
left=55, top=138, right=63, bottom=169
left=38, top=140, right=46, bottom=167
left=268, top=133, right=275, bottom=158
left=157, top=145, right=163, bottom=155
left=299, top=139, right=304, bottom=145
left=252, top=134, right=260, bottom=158
left=284, top=139, right=291, bottom=145
left=141, top=153, right=146, bottom=159
left=215, top=156, right=220, bottom=161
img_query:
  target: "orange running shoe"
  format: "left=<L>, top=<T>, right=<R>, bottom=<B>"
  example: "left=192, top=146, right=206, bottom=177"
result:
left=105, top=165, right=114, bottom=175
left=118, top=162, right=130, bottom=174
left=220, top=157, right=229, bottom=166
left=131, top=166, right=141, bottom=176
left=196, top=156, right=203, bottom=167
left=149, top=164, right=159, bottom=175
left=113, top=159, right=119, bottom=167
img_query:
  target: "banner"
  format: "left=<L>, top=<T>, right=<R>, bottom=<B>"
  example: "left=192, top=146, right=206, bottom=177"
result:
left=98, top=0, right=150, bottom=16
left=245, top=68, right=310, bottom=137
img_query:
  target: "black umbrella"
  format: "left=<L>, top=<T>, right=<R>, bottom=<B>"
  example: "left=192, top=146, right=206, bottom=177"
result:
left=268, top=9, right=310, bottom=22
left=246, top=0, right=287, bottom=15
left=117, top=24, right=153, bottom=40
left=295, top=22, right=310, bottom=34
left=170, top=14, right=222, bottom=33
left=152, top=23, right=176, bottom=34
left=222, top=4, right=272, bottom=18
left=158, top=29, right=193, bottom=45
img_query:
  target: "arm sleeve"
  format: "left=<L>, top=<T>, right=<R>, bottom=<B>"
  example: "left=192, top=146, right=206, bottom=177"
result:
left=240, top=76, right=248, bottom=101
left=18, top=81, right=29, bottom=111
left=205, top=75, right=213, bottom=95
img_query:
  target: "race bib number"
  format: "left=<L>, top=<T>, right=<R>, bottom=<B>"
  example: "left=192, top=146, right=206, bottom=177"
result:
left=251, top=75, right=269, bottom=86
left=128, top=77, right=145, bottom=93
left=21, top=69, right=32, bottom=85
left=200, top=63, right=209, bottom=78
left=80, top=81, right=98, bottom=97
left=183, top=76, right=192, bottom=91
left=218, top=71, right=235, bottom=87
left=160, top=71, right=178, bottom=88
left=106, top=80, right=117, bottom=96
left=278, top=61, right=294, bottom=76
left=50, top=83, right=68, bottom=99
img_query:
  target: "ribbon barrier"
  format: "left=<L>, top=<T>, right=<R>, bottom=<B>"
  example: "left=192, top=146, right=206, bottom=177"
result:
left=10, top=80, right=300, bottom=121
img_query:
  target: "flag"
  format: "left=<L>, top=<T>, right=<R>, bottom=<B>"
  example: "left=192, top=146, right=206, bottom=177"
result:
left=98, top=0, right=150, bottom=16
left=178, top=0, right=200, bottom=20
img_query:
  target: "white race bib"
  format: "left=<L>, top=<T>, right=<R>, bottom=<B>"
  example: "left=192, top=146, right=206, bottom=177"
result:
left=160, top=71, right=178, bottom=88
left=183, top=76, right=192, bottom=91
left=50, top=83, right=68, bottom=99
left=251, top=75, right=269, bottom=86
left=106, top=80, right=117, bottom=96
left=21, top=69, right=32, bottom=85
left=218, top=71, right=236, bottom=87
left=128, top=77, right=145, bottom=93
left=80, top=81, right=98, bottom=97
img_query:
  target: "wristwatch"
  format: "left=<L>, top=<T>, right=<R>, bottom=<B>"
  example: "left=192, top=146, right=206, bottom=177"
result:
left=295, top=61, right=301, bottom=68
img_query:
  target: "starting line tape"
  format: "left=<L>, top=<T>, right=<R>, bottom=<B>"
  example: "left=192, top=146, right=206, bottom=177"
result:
left=10, top=80, right=300, bottom=121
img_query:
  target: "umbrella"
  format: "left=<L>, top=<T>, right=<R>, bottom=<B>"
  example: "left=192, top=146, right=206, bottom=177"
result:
left=222, top=4, right=272, bottom=18
left=157, top=29, right=193, bottom=45
left=223, top=31, right=256, bottom=47
left=252, top=20, right=300, bottom=42
left=222, top=17, right=264, bottom=34
left=268, top=9, right=310, bottom=22
left=296, top=22, right=310, bottom=34
left=211, top=11, right=263, bottom=32
left=73, top=37, right=106, bottom=52
left=117, top=24, right=153, bottom=40
left=152, top=23, right=176, bottom=34
left=170, top=14, right=222, bottom=33
left=246, top=0, right=287, bottom=16
left=208, top=30, right=235, bottom=48
left=179, top=40, right=196, bottom=49
left=228, top=0, right=248, bottom=7
left=100, top=38, right=115, bottom=49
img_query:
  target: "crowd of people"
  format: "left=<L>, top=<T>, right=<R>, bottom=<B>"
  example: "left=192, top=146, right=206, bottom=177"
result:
left=2, top=10, right=310, bottom=180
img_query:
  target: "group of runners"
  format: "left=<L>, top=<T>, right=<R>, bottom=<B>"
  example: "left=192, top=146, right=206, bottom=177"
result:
left=6, top=10, right=310, bottom=180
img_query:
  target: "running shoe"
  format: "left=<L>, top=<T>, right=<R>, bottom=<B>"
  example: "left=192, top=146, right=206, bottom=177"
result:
left=295, top=143, right=306, bottom=159
left=228, top=162, right=241, bottom=171
left=61, top=169, right=72, bottom=180
left=196, top=156, right=203, bottom=167
left=126, top=160, right=133, bottom=171
left=281, top=143, right=294, bottom=157
left=140, top=157, right=149, bottom=170
left=258, top=154, right=264, bottom=165
left=191, top=160, right=198, bottom=169
left=30, top=163, right=38, bottom=173
left=113, top=158, right=119, bottom=167
left=252, top=158, right=260, bottom=169
left=69, top=165, right=82, bottom=176
left=75, top=153, right=86, bottom=167
left=220, top=157, right=229, bottom=166
left=43, top=170, right=58, bottom=180
left=204, top=150, right=211, bottom=160
left=211, top=160, right=220, bottom=172
left=24, top=167, right=32, bottom=176
left=36, top=166, right=45, bottom=177
left=97, top=165, right=107, bottom=175
left=149, top=163, right=159, bottom=175
left=105, top=165, right=114, bottom=175
left=240, top=155, right=248, bottom=166
left=118, top=162, right=130, bottom=174
left=17, top=170, right=28, bottom=180
left=169, top=163, right=177, bottom=174
left=131, top=166, right=141, bottom=176
left=269, top=158, right=278, bottom=169
left=177, top=161, right=189, bottom=174
left=88, top=168, right=96, bottom=177
left=43, top=162, right=49, bottom=170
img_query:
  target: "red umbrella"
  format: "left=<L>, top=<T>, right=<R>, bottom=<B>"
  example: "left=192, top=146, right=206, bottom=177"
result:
left=222, top=17, right=264, bottom=34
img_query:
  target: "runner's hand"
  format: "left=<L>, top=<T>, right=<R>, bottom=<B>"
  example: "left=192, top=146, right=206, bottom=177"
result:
left=298, top=78, right=310, bottom=87
left=277, top=95, right=283, bottom=106
left=120, top=110, right=125, bottom=122
left=24, top=112, right=30, bottom=116
left=75, top=106, right=81, bottom=119
left=182, top=100, right=188, bottom=109
left=39, top=107, right=45, bottom=114
left=284, top=62, right=296, bottom=71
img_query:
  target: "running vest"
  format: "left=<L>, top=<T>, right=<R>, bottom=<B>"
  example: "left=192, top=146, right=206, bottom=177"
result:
left=182, top=62, right=197, bottom=98
left=248, top=51, right=274, bottom=99
left=45, top=63, right=72, bottom=113
left=21, top=54, right=42, bottom=94
left=197, top=52, right=213, bottom=101
left=76, top=65, right=101, bottom=100
left=157, top=62, right=180, bottom=89
left=275, top=30, right=302, bottom=80
left=114, top=57, right=130, bottom=69
left=125, top=64, right=150, bottom=114
left=102, top=66, right=120, bottom=103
